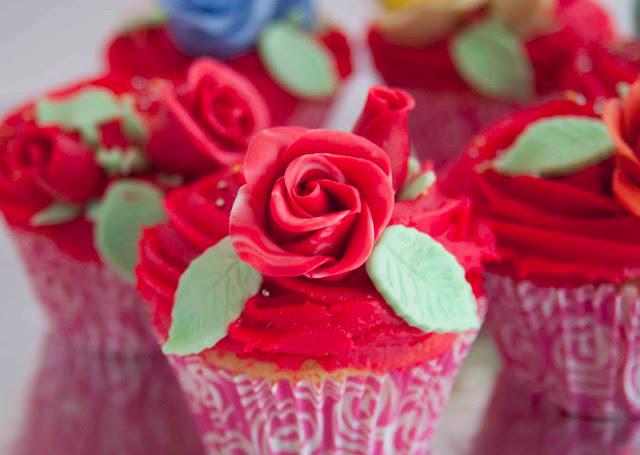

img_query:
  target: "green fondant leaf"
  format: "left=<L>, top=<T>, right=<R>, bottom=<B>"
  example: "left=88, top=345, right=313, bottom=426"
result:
left=163, top=237, right=263, bottom=356
left=36, top=88, right=121, bottom=147
left=366, top=225, right=479, bottom=332
left=617, top=82, right=630, bottom=101
left=407, top=156, right=421, bottom=180
left=155, top=173, right=185, bottom=188
left=451, top=18, right=534, bottom=101
left=258, top=21, right=338, bottom=99
left=120, top=95, right=149, bottom=144
left=94, top=180, right=166, bottom=283
left=121, top=7, right=168, bottom=34
left=399, top=170, right=436, bottom=201
left=96, top=147, right=150, bottom=176
left=30, top=203, right=82, bottom=227
left=493, top=116, right=614, bottom=177
left=85, top=199, right=103, bottom=222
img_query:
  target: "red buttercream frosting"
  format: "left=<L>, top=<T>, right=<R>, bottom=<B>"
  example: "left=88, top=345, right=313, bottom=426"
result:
left=105, top=25, right=353, bottom=126
left=0, top=76, right=145, bottom=261
left=368, top=0, right=614, bottom=96
left=445, top=97, right=640, bottom=286
left=604, top=78, right=640, bottom=217
left=136, top=87, right=492, bottom=372
left=146, top=58, right=270, bottom=177
left=559, top=41, right=640, bottom=99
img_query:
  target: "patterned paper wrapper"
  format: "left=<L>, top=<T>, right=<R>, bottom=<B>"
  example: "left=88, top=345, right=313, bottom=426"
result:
left=486, top=272, right=640, bottom=418
left=404, top=88, right=520, bottom=170
left=475, top=373, right=640, bottom=455
left=10, top=226, right=158, bottom=355
left=11, top=334, right=204, bottom=455
left=168, top=322, right=482, bottom=455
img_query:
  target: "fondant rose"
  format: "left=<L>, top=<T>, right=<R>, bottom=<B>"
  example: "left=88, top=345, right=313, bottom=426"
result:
left=604, top=79, right=640, bottom=216
left=229, top=127, right=395, bottom=279
left=3, top=126, right=103, bottom=204
left=162, top=0, right=315, bottom=58
left=147, top=58, right=270, bottom=177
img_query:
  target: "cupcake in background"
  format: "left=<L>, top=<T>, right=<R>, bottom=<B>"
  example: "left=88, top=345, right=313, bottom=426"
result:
left=444, top=88, right=640, bottom=418
left=559, top=39, right=640, bottom=101
left=136, top=86, right=493, bottom=454
left=11, top=335, right=203, bottom=455
left=0, top=58, right=270, bottom=354
left=105, top=0, right=353, bottom=128
left=368, top=0, right=615, bottom=169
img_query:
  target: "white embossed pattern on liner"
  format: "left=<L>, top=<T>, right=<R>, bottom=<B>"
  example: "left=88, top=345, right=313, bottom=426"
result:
left=12, top=228, right=157, bottom=355
left=486, top=272, right=640, bottom=418
left=169, top=323, right=483, bottom=455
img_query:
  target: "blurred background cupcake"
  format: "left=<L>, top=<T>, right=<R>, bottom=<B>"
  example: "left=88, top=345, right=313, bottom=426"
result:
left=444, top=90, right=640, bottom=418
left=104, top=0, right=353, bottom=129
left=368, top=0, right=616, bottom=170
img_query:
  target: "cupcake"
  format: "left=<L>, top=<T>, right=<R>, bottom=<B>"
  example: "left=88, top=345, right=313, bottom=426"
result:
left=105, top=1, right=352, bottom=129
left=368, top=0, right=614, bottom=169
left=0, top=58, right=270, bottom=354
left=445, top=90, right=640, bottom=418
left=136, top=86, right=492, bottom=453
left=11, top=335, right=203, bottom=455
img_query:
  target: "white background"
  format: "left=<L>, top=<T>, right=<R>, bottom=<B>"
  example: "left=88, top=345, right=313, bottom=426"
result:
left=0, top=0, right=633, bottom=451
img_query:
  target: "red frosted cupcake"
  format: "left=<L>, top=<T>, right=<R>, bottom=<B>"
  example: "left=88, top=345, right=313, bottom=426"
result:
left=445, top=89, right=640, bottom=418
left=136, top=86, right=493, bottom=453
left=105, top=1, right=352, bottom=129
left=0, top=58, right=270, bottom=354
left=368, top=0, right=614, bottom=169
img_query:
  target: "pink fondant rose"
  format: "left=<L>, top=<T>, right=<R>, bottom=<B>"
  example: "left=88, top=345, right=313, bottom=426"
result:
left=3, top=125, right=103, bottom=204
left=147, top=58, right=270, bottom=177
left=229, top=127, right=396, bottom=279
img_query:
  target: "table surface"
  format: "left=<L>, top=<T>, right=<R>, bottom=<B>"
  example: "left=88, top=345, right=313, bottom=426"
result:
left=0, top=1, right=635, bottom=454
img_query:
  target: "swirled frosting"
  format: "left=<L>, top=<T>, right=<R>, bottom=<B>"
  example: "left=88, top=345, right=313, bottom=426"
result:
left=137, top=167, right=491, bottom=371
left=445, top=97, right=640, bottom=285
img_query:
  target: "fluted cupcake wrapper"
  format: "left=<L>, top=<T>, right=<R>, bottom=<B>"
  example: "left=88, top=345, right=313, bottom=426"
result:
left=10, top=227, right=158, bottom=355
left=404, top=89, right=518, bottom=169
left=11, top=334, right=203, bottom=455
left=168, top=327, right=481, bottom=455
left=486, top=272, right=640, bottom=418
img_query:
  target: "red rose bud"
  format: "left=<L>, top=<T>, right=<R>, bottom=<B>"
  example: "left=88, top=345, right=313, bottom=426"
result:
left=603, top=78, right=640, bottom=216
left=230, top=127, right=394, bottom=279
left=5, top=126, right=103, bottom=204
left=147, top=58, right=270, bottom=178
left=352, top=86, right=415, bottom=192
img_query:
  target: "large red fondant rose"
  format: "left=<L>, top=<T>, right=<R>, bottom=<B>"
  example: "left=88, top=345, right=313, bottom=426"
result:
left=603, top=78, right=640, bottom=216
left=2, top=125, right=103, bottom=205
left=229, top=127, right=395, bottom=279
left=146, top=58, right=270, bottom=177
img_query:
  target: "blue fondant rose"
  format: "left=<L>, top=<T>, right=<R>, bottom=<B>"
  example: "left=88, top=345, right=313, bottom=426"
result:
left=161, top=0, right=315, bottom=58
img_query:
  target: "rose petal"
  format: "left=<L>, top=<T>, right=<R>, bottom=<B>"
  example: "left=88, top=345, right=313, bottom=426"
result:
left=307, top=203, right=375, bottom=279
left=283, top=129, right=392, bottom=179
left=281, top=212, right=357, bottom=258
left=321, top=153, right=394, bottom=236
left=269, top=178, right=354, bottom=233
left=230, top=185, right=333, bottom=277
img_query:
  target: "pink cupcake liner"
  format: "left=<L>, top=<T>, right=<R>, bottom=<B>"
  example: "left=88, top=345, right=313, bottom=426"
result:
left=475, top=373, right=640, bottom=455
left=11, top=334, right=204, bottom=455
left=405, top=89, right=519, bottom=170
left=485, top=272, right=640, bottom=418
left=10, top=227, right=158, bottom=355
left=168, top=324, right=482, bottom=455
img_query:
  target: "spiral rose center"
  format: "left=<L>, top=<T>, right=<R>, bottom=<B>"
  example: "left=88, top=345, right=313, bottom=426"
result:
left=198, top=83, right=255, bottom=148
